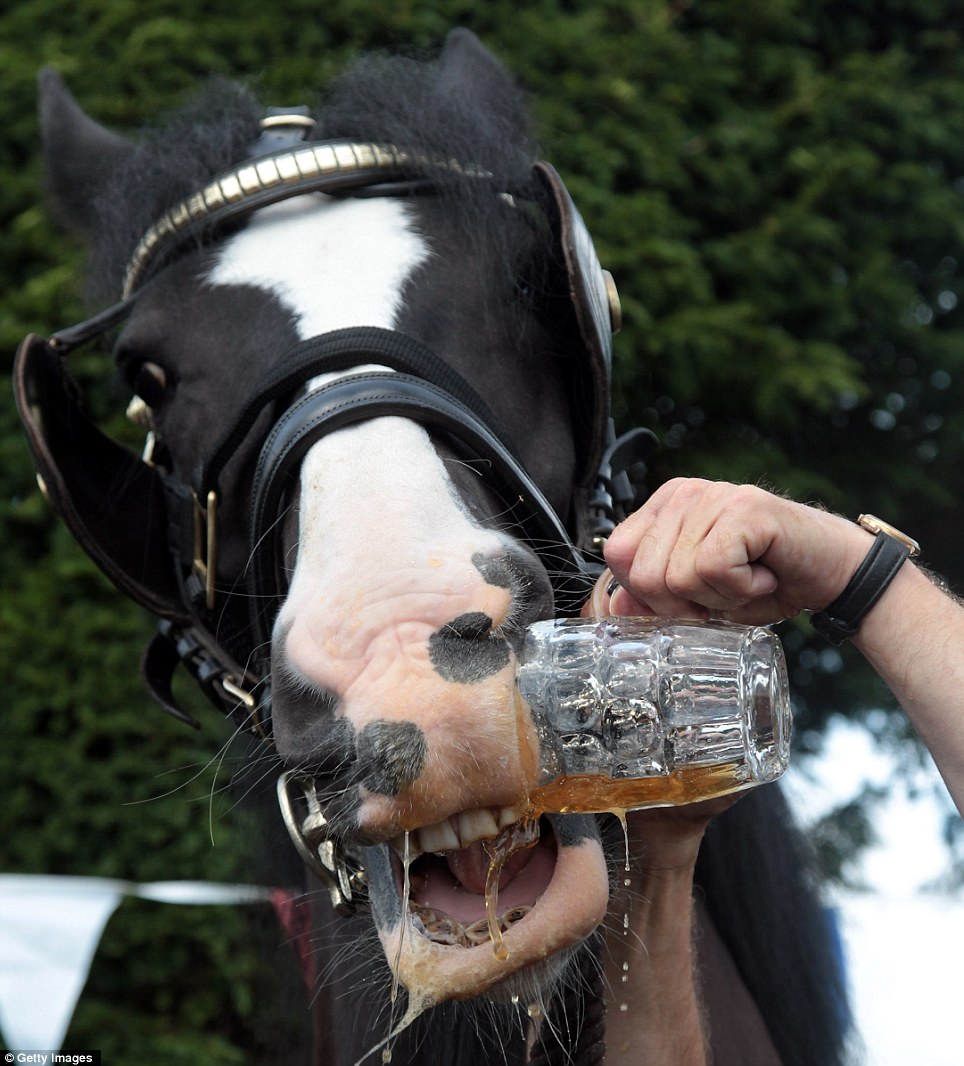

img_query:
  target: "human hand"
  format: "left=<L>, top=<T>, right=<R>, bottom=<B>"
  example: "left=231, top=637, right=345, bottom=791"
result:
left=602, top=479, right=871, bottom=626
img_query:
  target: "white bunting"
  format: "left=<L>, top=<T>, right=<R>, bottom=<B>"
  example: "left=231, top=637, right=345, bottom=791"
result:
left=0, top=875, right=276, bottom=1053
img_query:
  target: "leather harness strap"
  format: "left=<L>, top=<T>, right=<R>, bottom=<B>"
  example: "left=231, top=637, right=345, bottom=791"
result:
left=14, top=133, right=654, bottom=742
left=248, top=369, right=591, bottom=652
left=196, top=326, right=513, bottom=503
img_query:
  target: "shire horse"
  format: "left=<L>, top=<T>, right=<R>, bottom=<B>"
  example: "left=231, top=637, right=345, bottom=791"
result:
left=15, top=30, right=848, bottom=1066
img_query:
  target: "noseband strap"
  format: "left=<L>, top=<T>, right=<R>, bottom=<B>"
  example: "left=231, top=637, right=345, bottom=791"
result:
left=248, top=366, right=592, bottom=651
left=196, top=326, right=513, bottom=502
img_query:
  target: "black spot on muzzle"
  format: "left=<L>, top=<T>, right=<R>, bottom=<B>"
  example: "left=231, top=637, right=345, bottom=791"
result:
left=356, top=719, right=428, bottom=796
left=428, top=611, right=511, bottom=683
left=472, top=551, right=517, bottom=590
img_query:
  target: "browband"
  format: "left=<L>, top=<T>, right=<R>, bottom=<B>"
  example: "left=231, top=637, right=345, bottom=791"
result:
left=122, top=139, right=486, bottom=298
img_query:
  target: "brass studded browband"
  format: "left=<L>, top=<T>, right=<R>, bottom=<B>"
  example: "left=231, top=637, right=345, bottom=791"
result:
left=122, top=140, right=485, bottom=298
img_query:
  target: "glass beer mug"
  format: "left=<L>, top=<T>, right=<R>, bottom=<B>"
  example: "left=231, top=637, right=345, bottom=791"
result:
left=516, top=571, right=792, bottom=815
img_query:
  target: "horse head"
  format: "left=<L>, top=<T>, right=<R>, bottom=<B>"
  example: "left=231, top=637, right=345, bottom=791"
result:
left=20, top=30, right=651, bottom=1040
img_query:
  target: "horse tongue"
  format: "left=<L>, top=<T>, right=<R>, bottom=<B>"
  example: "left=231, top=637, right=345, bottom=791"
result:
left=445, top=837, right=534, bottom=896
left=446, top=841, right=490, bottom=895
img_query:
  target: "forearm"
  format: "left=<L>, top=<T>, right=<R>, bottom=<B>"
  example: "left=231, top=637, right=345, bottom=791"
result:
left=853, top=561, right=964, bottom=816
left=605, top=818, right=710, bottom=1065
left=603, top=479, right=964, bottom=816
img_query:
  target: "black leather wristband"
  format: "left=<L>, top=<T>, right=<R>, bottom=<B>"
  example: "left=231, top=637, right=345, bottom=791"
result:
left=810, top=532, right=912, bottom=645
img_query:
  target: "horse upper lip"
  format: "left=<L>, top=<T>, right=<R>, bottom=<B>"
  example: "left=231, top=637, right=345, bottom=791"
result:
left=389, top=803, right=528, bottom=859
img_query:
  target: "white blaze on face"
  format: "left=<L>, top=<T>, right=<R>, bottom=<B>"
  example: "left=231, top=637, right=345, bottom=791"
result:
left=205, top=190, right=611, bottom=1008
left=208, top=191, right=510, bottom=725
left=208, top=194, right=429, bottom=336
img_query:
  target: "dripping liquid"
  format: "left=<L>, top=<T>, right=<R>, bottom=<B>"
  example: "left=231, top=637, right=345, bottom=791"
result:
left=476, top=763, right=744, bottom=963
left=481, top=818, right=540, bottom=958
left=352, top=995, right=436, bottom=1066
left=391, top=830, right=411, bottom=1004
left=380, top=830, right=412, bottom=1066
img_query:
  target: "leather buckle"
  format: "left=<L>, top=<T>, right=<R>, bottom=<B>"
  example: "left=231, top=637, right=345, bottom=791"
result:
left=192, top=490, right=218, bottom=610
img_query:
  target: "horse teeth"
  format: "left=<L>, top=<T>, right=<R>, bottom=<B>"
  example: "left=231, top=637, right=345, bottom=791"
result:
left=455, top=808, right=499, bottom=848
left=401, top=806, right=530, bottom=858
left=500, top=906, right=530, bottom=930
left=416, top=819, right=460, bottom=854
left=411, top=906, right=464, bottom=946
left=409, top=901, right=532, bottom=947
left=497, top=804, right=527, bottom=829
left=463, top=919, right=493, bottom=944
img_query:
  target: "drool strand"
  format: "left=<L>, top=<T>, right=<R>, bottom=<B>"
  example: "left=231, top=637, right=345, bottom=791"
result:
left=482, top=816, right=540, bottom=959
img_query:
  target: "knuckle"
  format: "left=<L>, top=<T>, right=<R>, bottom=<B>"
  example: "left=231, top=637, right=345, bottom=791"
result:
left=718, top=485, right=760, bottom=522
left=628, top=556, right=661, bottom=593
left=664, top=561, right=696, bottom=599
left=694, top=549, right=728, bottom=586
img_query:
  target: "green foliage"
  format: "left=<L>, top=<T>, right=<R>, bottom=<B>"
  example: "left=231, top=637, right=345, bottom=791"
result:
left=3, top=0, right=964, bottom=1057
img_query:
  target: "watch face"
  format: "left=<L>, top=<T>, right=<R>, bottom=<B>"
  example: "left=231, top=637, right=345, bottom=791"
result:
left=857, top=514, right=921, bottom=557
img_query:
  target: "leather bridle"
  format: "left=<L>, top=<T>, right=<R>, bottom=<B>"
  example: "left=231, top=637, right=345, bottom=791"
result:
left=14, top=117, right=655, bottom=753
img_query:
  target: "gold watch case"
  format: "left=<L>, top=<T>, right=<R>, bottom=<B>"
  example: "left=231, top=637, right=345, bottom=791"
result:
left=857, top=514, right=921, bottom=558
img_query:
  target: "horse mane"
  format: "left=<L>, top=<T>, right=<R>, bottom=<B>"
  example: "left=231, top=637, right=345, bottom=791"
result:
left=86, top=47, right=540, bottom=302
left=695, top=787, right=851, bottom=1066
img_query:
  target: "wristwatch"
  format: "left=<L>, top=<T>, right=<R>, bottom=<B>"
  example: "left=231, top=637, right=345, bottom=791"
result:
left=810, top=514, right=920, bottom=645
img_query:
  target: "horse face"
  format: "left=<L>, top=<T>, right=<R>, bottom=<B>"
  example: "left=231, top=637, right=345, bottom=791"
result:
left=41, top=35, right=611, bottom=1011
left=208, top=192, right=609, bottom=1003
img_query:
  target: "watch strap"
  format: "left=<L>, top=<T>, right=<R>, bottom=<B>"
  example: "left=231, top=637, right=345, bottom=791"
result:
left=810, top=532, right=911, bottom=645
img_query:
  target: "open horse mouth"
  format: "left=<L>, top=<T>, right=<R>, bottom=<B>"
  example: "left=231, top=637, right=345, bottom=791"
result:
left=391, top=808, right=553, bottom=950
left=374, top=807, right=609, bottom=1004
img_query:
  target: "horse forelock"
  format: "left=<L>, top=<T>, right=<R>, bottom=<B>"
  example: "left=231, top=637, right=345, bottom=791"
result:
left=85, top=46, right=539, bottom=305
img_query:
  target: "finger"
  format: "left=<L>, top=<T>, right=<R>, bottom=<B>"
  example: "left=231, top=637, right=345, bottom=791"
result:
left=608, top=584, right=671, bottom=618
left=609, top=483, right=720, bottom=616
left=689, top=522, right=779, bottom=605
left=605, top=477, right=708, bottom=575
left=607, top=480, right=788, bottom=617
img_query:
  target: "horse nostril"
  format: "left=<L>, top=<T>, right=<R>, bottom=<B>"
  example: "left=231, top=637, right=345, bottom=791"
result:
left=472, top=548, right=555, bottom=628
left=428, top=611, right=511, bottom=683
left=439, top=611, right=495, bottom=640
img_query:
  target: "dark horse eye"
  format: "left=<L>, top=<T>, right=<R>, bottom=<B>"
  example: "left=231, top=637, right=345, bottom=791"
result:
left=132, top=361, right=169, bottom=408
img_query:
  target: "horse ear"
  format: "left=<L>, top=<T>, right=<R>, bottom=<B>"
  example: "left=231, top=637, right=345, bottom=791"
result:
left=38, top=67, right=134, bottom=236
left=436, top=29, right=522, bottom=118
